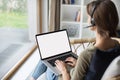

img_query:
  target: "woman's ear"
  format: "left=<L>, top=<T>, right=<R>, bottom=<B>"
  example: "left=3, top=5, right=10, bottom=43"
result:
left=90, top=26, right=96, bottom=31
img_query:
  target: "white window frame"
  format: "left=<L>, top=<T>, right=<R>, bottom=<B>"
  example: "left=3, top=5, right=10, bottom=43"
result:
left=1, top=0, right=49, bottom=79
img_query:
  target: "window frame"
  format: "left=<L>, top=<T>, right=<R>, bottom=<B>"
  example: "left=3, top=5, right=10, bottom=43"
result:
left=1, top=0, right=43, bottom=79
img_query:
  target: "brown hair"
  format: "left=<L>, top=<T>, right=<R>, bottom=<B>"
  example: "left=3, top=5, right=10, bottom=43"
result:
left=87, top=0, right=119, bottom=37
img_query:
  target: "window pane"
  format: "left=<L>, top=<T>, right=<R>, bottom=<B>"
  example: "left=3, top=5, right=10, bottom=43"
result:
left=0, top=0, right=28, bottom=28
left=0, top=0, right=29, bottom=49
left=0, top=0, right=35, bottom=78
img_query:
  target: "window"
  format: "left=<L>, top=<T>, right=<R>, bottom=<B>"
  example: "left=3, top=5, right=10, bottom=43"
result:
left=0, top=0, right=29, bottom=44
left=0, top=0, right=38, bottom=78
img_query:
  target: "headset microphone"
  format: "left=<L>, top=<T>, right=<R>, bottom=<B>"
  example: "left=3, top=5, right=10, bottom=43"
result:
left=84, top=24, right=95, bottom=28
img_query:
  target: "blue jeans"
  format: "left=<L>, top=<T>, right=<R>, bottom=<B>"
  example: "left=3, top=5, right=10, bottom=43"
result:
left=32, top=60, right=47, bottom=79
left=46, top=68, right=58, bottom=80
left=32, top=60, right=58, bottom=80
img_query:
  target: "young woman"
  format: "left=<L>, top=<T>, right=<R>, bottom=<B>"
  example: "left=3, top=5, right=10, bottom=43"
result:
left=30, top=0, right=120, bottom=80
left=54, top=0, right=120, bottom=80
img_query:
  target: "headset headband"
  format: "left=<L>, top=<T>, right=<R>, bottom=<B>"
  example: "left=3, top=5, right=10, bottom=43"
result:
left=84, top=0, right=102, bottom=28
left=91, top=0, right=102, bottom=18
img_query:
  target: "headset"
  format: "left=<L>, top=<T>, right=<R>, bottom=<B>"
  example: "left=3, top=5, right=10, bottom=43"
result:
left=85, top=0, right=102, bottom=28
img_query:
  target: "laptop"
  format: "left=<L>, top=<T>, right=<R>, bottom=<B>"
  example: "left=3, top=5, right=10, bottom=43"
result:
left=35, top=29, right=78, bottom=75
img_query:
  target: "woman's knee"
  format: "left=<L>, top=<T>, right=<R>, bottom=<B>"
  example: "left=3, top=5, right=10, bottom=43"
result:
left=46, top=68, right=58, bottom=80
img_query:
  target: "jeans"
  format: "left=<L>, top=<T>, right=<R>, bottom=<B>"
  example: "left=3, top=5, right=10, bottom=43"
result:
left=32, top=60, right=58, bottom=80
left=32, top=60, right=47, bottom=79
left=46, top=68, right=58, bottom=80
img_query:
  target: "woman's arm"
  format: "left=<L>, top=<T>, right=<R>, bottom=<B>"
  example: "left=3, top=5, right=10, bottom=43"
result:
left=55, top=46, right=95, bottom=80
left=55, top=60, right=70, bottom=80
left=71, top=47, right=95, bottom=80
left=61, top=69, right=70, bottom=80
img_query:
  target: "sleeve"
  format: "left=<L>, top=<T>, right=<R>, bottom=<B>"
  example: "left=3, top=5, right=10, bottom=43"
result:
left=108, top=76, right=120, bottom=80
left=71, top=49, right=94, bottom=80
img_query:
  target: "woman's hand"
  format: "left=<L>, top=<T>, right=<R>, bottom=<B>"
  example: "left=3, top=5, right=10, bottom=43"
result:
left=55, top=60, right=67, bottom=74
left=65, top=57, right=77, bottom=67
left=55, top=57, right=77, bottom=73
left=55, top=60, right=71, bottom=80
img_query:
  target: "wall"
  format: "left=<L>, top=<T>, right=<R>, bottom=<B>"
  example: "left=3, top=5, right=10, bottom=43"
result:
left=28, top=0, right=38, bottom=41
left=41, top=0, right=49, bottom=32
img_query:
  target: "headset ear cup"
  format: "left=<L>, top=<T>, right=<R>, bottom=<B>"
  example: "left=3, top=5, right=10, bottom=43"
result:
left=91, top=18, right=95, bottom=26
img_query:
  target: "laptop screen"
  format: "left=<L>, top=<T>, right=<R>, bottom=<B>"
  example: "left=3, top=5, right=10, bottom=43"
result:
left=36, top=30, right=71, bottom=59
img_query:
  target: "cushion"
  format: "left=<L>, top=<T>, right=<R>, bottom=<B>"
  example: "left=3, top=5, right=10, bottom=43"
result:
left=101, top=56, right=120, bottom=80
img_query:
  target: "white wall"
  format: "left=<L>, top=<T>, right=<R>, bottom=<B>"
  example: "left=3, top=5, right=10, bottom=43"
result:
left=28, top=0, right=49, bottom=41
left=41, top=0, right=49, bottom=32
left=28, top=0, right=38, bottom=41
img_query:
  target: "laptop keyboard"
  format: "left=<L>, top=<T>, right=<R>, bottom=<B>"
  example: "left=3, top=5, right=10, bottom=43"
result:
left=48, top=54, right=76, bottom=66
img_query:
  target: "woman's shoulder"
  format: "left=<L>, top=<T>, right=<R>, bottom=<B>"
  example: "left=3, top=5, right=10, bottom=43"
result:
left=112, top=37, right=120, bottom=45
left=78, top=45, right=97, bottom=59
left=81, top=45, right=96, bottom=54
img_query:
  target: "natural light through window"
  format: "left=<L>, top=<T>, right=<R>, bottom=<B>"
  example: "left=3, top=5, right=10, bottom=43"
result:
left=0, top=0, right=37, bottom=78
left=0, top=0, right=28, bottom=28
left=0, top=0, right=29, bottom=45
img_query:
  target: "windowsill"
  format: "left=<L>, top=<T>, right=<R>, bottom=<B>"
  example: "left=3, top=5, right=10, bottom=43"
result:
left=11, top=48, right=41, bottom=80
left=1, top=42, right=37, bottom=79
left=10, top=48, right=46, bottom=80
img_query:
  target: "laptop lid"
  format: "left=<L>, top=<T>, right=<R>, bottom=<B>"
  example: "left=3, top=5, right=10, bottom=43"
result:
left=36, top=29, right=72, bottom=60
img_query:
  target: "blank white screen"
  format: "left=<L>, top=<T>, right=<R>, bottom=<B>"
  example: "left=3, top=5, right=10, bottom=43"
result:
left=37, top=31, right=71, bottom=59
